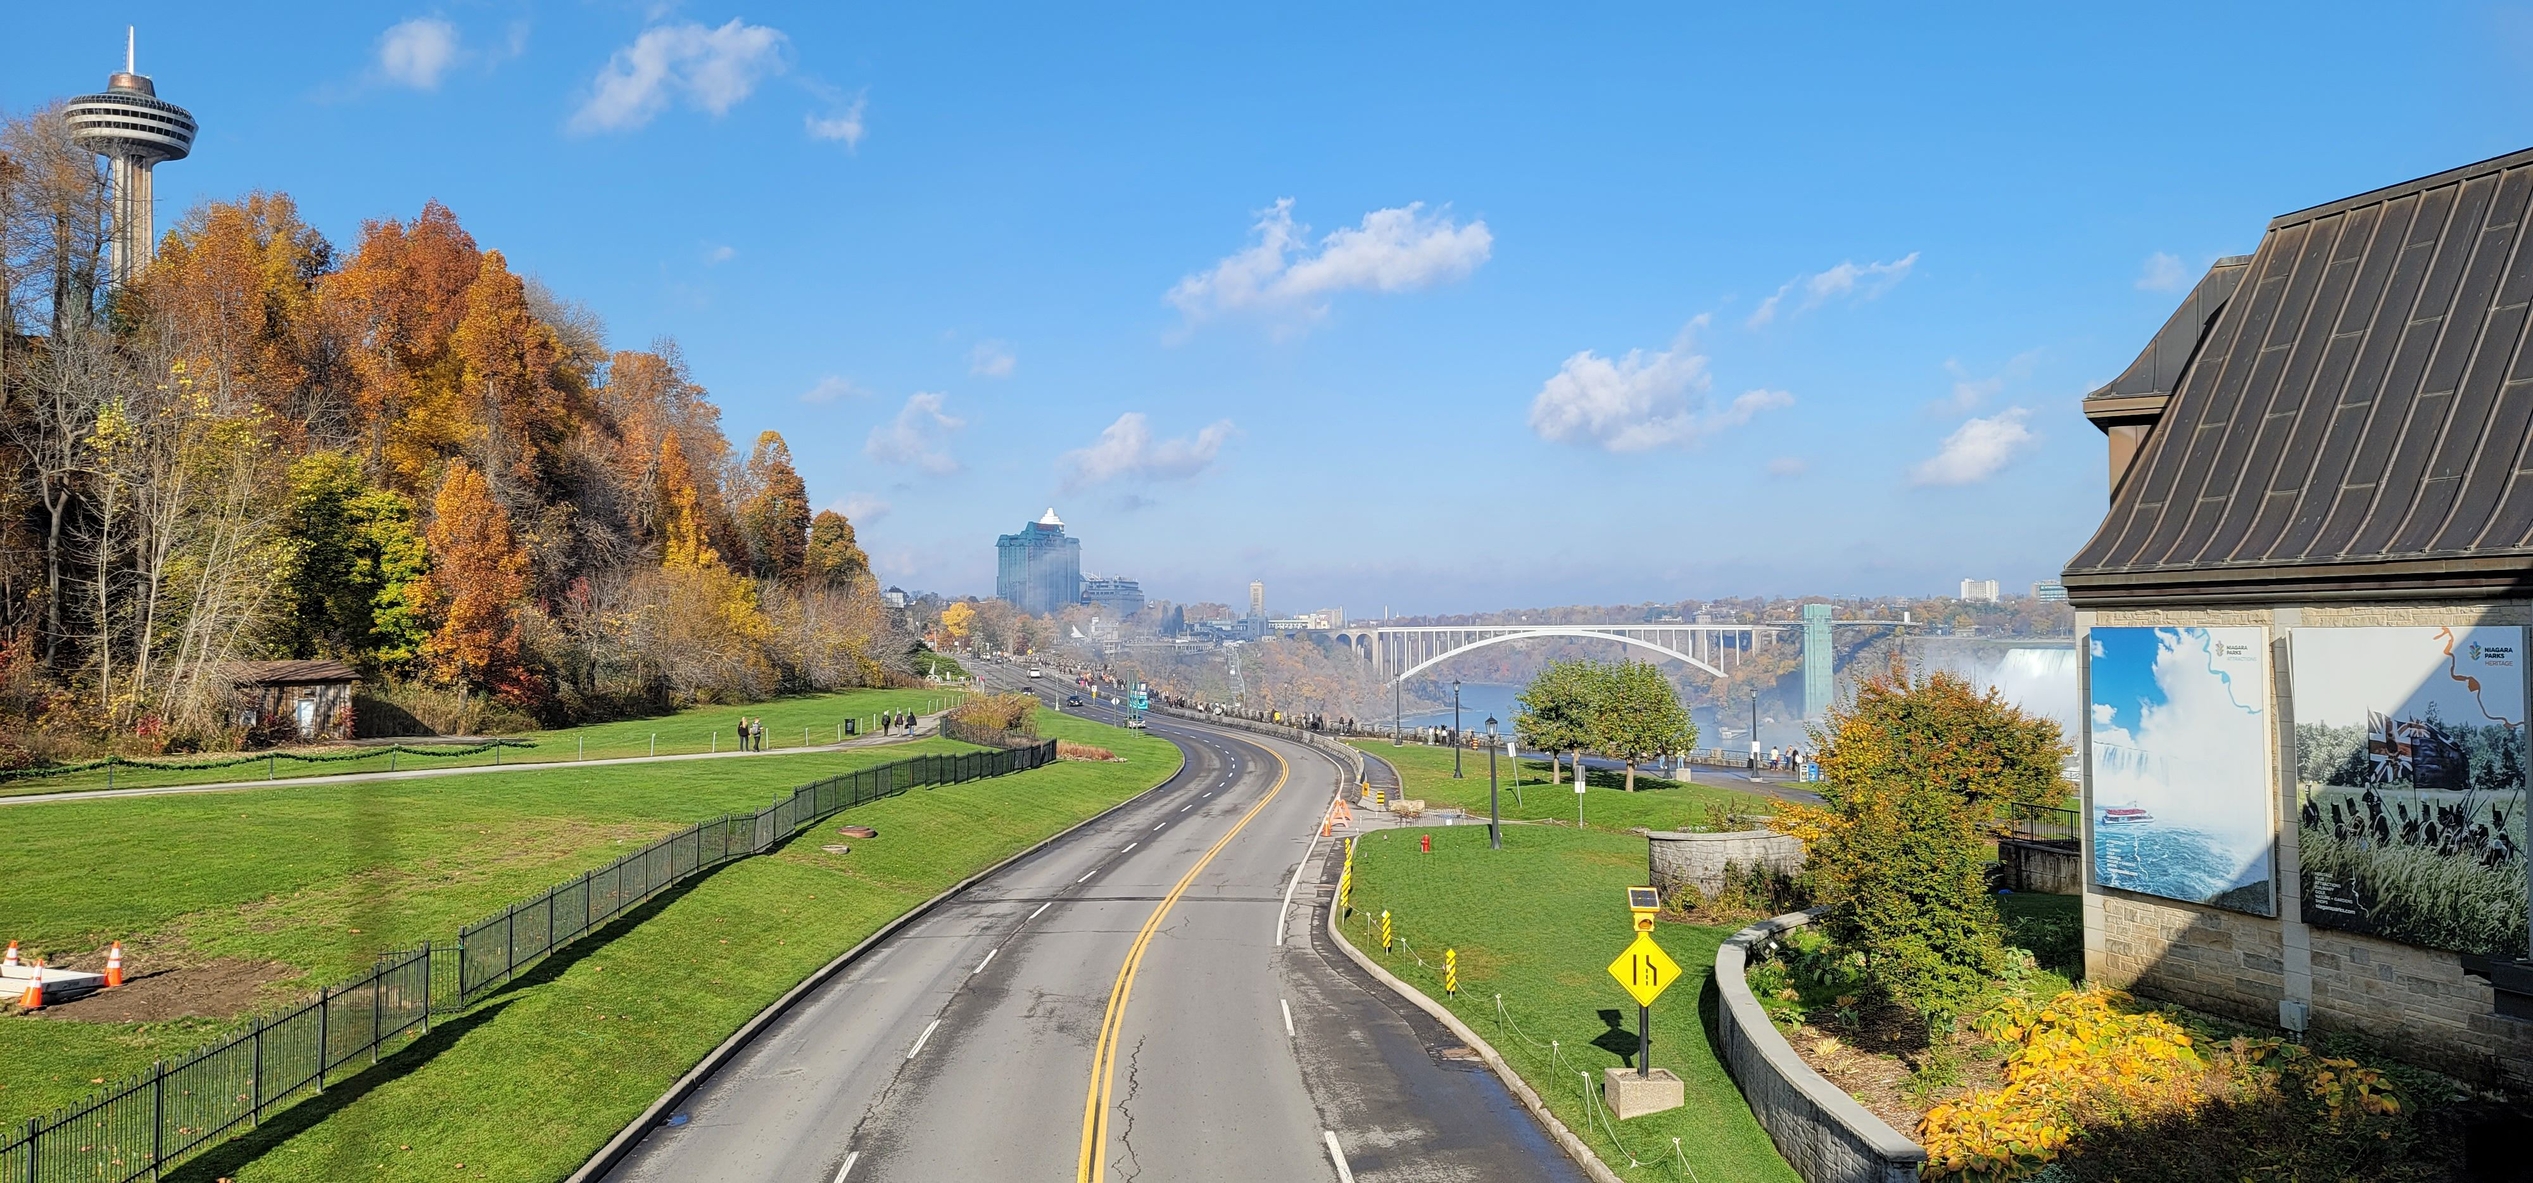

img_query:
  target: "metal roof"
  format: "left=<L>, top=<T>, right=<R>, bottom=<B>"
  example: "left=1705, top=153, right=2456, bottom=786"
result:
left=229, top=659, right=360, bottom=686
left=2064, top=144, right=2533, bottom=605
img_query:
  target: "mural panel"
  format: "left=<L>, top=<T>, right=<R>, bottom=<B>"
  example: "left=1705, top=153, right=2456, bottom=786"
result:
left=2087, top=626, right=2275, bottom=915
left=2292, top=627, right=2529, bottom=957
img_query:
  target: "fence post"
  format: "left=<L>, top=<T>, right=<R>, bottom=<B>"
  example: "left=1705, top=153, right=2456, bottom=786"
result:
left=506, top=904, right=518, bottom=979
left=371, top=962, right=383, bottom=1064
left=419, top=943, right=431, bottom=1033
left=151, top=1058, right=165, bottom=1179
left=24, top=1115, right=36, bottom=1183
left=316, top=985, right=329, bottom=1092
left=251, top=1016, right=264, bottom=1125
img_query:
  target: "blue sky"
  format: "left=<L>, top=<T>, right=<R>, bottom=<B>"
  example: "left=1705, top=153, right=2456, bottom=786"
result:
left=14, top=3, right=2533, bottom=614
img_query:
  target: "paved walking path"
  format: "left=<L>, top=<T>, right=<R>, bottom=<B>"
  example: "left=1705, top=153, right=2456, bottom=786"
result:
left=0, top=713, right=952, bottom=807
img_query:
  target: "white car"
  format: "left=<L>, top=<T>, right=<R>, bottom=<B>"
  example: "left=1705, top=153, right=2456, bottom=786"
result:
left=1027, top=668, right=1043, bottom=679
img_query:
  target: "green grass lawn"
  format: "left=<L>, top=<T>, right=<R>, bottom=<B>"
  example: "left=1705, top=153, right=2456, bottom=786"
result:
left=0, top=736, right=982, bottom=1115
left=1355, top=741, right=1780, bottom=835
left=1341, top=821, right=1799, bottom=1183
left=154, top=708, right=1175, bottom=1182
left=5, top=686, right=966, bottom=797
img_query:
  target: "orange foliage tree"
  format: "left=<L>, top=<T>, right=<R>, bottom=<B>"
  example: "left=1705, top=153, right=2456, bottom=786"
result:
left=418, top=459, right=541, bottom=704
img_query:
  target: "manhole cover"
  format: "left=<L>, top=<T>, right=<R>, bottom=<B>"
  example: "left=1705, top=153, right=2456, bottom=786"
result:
left=821, top=844, right=851, bottom=854
left=1438, top=1046, right=1481, bottom=1060
left=838, top=825, right=878, bottom=839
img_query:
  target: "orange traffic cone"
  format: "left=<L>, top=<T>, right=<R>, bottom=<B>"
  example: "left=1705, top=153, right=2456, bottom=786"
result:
left=104, top=942, right=123, bottom=988
left=2, top=939, right=16, bottom=968
left=18, top=960, right=42, bottom=1010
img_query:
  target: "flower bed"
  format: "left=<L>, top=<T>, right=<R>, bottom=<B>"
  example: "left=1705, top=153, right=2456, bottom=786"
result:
left=1746, top=906, right=2507, bottom=1182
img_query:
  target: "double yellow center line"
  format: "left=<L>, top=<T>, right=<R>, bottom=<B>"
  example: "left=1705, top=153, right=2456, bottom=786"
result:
left=1075, top=745, right=1289, bottom=1182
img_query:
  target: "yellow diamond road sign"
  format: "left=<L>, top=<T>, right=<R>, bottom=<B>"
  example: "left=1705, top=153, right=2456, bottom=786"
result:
left=1607, top=932, right=1681, bottom=1008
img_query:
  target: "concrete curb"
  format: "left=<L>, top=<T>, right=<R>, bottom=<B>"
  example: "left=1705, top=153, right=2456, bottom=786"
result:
left=563, top=735, right=1188, bottom=1183
left=1714, top=909, right=1926, bottom=1183
left=1322, top=882, right=1627, bottom=1183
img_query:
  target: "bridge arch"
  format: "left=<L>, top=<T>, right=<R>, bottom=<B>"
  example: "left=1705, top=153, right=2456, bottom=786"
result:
left=1387, top=627, right=1727, bottom=683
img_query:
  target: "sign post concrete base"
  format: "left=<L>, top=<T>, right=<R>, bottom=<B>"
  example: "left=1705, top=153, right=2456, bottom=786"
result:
left=1601, top=1066, right=1684, bottom=1119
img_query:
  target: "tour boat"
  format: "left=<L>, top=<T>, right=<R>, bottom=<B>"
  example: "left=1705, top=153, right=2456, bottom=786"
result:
left=2101, top=807, right=2153, bottom=824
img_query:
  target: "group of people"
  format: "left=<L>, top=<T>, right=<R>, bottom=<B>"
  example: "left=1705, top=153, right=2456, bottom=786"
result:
left=1762, top=744, right=1818, bottom=781
left=730, top=709, right=921, bottom=750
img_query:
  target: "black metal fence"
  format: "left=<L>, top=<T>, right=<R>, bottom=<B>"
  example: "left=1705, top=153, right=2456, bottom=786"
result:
left=0, top=739, right=1056, bottom=1183
left=452, top=740, right=1056, bottom=1003
left=2000, top=801, right=2080, bottom=844
left=0, top=944, right=431, bottom=1183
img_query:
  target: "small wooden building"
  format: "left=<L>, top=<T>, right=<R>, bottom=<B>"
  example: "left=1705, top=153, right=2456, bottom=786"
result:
left=231, top=660, right=359, bottom=742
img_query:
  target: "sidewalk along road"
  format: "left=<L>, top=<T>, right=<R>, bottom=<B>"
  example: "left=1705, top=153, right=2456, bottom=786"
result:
left=596, top=705, right=1591, bottom=1183
left=0, top=713, right=954, bottom=807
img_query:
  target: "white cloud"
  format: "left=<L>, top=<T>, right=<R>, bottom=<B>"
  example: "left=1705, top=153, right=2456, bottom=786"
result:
left=832, top=494, right=890, bottom=525
left=798, top=375, right=869, bottom=404
left=378, top=18, right=462, bottom=89
left=1527, top=322, right=1793, bottom=452
left=1061, top=413, right=1237, bottom=489
left=864, top=392, right=964, bottom=474
left=1767, top=457, right=1809, bottom=478
left=806, top=91, right=867, bottom=147
left=1746, top=253, right=1920, bottom=327
left=1910, top=407, right=2035, bottom=486
left=968, top=340, right=1016, bottom=378
left=704, top=244, right=736, bottom=265
left=569, top=19, right=787, bottom=134
left=1167, top=199, right=1491, bottom=328
left=2136, top=251, right=2187, bottom=292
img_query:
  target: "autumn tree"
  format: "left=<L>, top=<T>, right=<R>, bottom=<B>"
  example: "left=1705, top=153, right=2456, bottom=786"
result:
left=143, top=193, right=341, bottom=444
left=1595, top=660, right=1695, bottom=790
left=806, top=509, right=870, bottom=585
left=451, top=248, right=579, bottom=504
left=418, top=459, right=540, bottom=703
left=738, top=430, right=810, bottom=580
left=319, top=200, right=481, bottom=492
left=940, top=600, right=976, bottom=646
left=1774, top=655, right=2070, bottom=1025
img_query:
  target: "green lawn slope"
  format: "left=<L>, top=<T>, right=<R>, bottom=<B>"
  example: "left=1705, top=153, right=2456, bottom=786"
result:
left=1341, top=820, right=1798, bottom=1183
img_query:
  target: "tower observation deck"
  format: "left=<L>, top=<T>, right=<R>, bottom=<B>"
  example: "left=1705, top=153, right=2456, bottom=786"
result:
left=66, top=29, right=196, bottom=286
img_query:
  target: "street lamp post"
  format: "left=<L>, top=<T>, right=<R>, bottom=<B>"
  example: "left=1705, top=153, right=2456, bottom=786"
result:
left=1749, top=690, right=1760, bottom=770
left=1452, top=679, right=1464, bottom=779
left=1486, top=715, right=1501, bottom=849
left=1393, top=679, right=1402, bottom=746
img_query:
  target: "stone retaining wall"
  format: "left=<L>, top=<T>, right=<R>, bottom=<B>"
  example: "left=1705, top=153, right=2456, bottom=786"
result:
left=1715, top=909, right=1926, bottom=1183
left=1647, top=830, right=1805, bottom=898
left=1997, top=839, right=2079, bottom=895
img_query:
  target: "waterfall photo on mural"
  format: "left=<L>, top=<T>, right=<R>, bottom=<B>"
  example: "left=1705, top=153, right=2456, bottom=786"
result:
left=2291, top=626, right=2529, bottom=958
left=2087, top=626, right=2276, bottom=915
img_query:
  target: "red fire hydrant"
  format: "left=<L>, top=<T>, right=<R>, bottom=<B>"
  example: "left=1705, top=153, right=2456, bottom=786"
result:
left=1420, top=833, right=1432, bottom=854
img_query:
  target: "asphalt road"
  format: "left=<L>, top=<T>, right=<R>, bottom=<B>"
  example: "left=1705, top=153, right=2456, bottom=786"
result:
left=597, top=677, right=1588, bottom=1183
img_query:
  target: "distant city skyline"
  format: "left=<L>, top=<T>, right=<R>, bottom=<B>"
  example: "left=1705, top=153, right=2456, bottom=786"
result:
left=16, top=5, right=2533, bottom=611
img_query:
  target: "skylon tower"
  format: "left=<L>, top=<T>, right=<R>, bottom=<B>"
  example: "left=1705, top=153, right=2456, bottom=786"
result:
left=67, top=29, right=196, bottom=286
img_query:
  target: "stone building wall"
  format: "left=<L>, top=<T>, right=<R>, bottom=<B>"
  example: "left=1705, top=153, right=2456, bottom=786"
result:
left=2079, top=602, right=2533, bottom=1089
